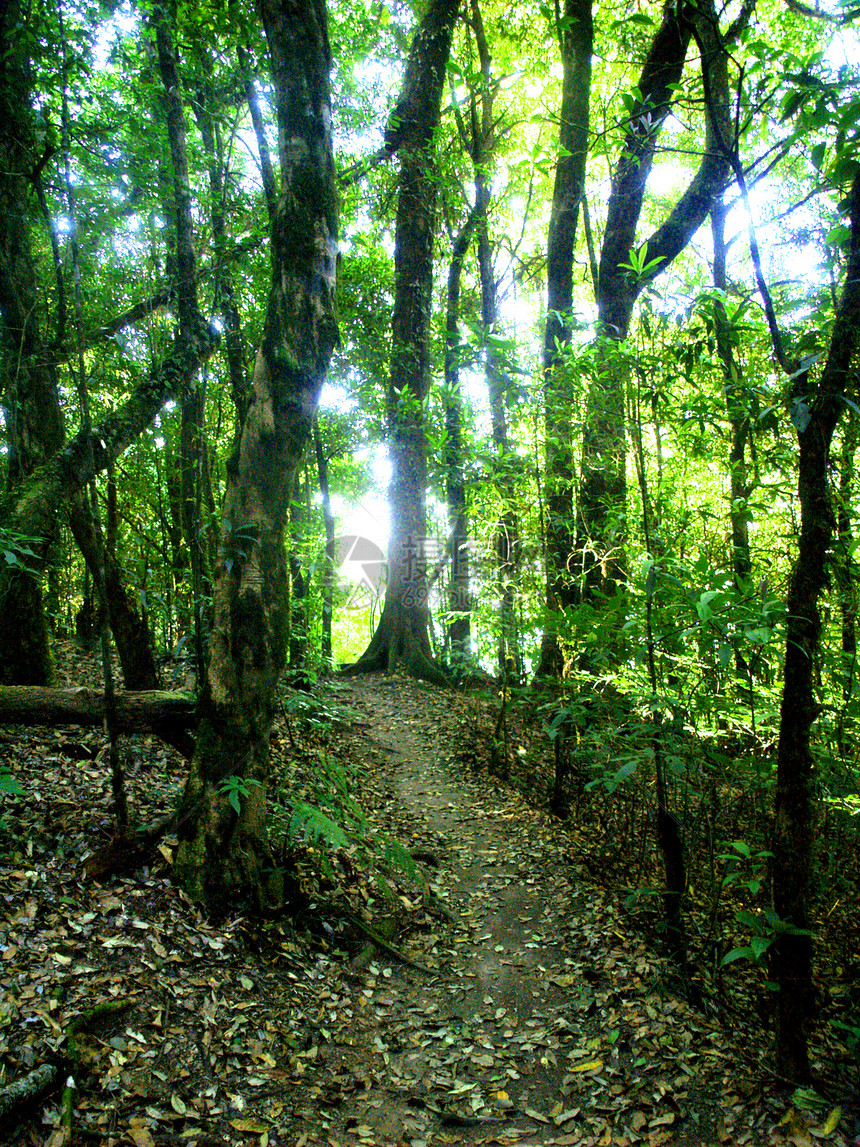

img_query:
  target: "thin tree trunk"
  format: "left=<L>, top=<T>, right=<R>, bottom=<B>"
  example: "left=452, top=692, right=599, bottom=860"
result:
left=711, top=194, right=751, bottom=583
left=193, top=71, right=252, bottom=430
left=443, top=207, right=478, bottom=672
left=313, top=420, right=336, bottom=665
left=835, top=410, right=857, bottom=704
left=155, top=12, right=212, bottom=685
left=288, top=484, right=309, bottom=671
left=772, top=171, right=860, bottom=1082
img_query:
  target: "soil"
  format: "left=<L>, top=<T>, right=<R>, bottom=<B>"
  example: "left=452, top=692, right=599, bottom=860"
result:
left=0, top=669, right=857, bottom=1147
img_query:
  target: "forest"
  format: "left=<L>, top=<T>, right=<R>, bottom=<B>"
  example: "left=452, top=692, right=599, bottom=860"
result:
left=1, top=0, right=859, bottom=1141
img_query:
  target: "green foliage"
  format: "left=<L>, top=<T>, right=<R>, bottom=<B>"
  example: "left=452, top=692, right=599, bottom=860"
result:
left=217, top=775, right=262, bottom=815
left=270, top=745, right=418, bottom=892
left=0, top=528, right=41, bottom=574
left=0, top=765, right=23, bottom=797
left=719, top=840, right=773, bottom=896
left=721, top=907, right=812, bottom=968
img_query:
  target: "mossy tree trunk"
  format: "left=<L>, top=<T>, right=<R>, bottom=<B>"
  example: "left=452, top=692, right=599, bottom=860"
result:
left=349, top=0, right=460, bottom=685
left=0, top=0, right=66, bottom=686
left=172, top=0, right=338, bottom=912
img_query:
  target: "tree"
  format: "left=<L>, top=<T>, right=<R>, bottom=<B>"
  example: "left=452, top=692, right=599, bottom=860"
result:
left=172, top=0, right=338, bottom=910
left=0, top=0, right=67, bottom=685
left=348, top=0, right=461, bottom=684
left=771, top=169, right=860, bottom=1082
left=0, top=7, right=220, bottom=687
left=535, top=0, right=593, bottom=676
left=576, top=0, right=735, bottom=609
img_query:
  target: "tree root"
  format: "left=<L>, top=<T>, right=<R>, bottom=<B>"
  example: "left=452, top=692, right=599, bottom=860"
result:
left=83, top=812, right=176, bottom=881
left=0, top=1000, right=134, bottom=1127
left=0, top=1063, right=61, bottom=1122
left=341, top=910, right=436, bottom=974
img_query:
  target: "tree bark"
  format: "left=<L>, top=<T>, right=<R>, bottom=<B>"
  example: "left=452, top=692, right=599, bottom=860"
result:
left=349, top=0, right=460, bottom=685
left=536, top=0, right=593, bottom=676
left=172, top=0, right=338, bottom=912
left=443, top=207, right=478, bottom=672
left=0, top=0, right=66, bottom=685
left=772, top=169, right=860, bottom=1083
left=0, top=686, right=195, bottom=753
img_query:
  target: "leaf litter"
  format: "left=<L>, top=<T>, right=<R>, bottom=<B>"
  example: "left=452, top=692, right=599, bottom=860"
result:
left=0, top=664, right=856, bottom=1146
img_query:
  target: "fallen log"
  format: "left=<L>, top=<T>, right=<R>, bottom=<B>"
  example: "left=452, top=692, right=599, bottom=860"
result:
left=0, top=687, right=196, bottom=757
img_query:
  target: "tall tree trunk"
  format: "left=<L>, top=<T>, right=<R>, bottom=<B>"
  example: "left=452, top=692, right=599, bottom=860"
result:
left=772, top=171, right=860, bottom=1083
left=172, top=0, right=338, bottom=911
left=835, top=410, right=857, bottom=704
left=466, top=2, right=523, bottom=680
left=155, top=12, right=212, bottom=684
left=0, top=0, right=66, bottom=685
left=350, top=0, right=460, bottom=685
left=535, top=0, right=593, bottom=676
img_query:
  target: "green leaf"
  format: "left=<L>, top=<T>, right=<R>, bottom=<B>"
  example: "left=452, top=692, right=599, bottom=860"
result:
left=750, top=935, right=772, bottom=959
left=0, top=769, right=24, bottom=796
left=721, top=946, right=753, bottom=966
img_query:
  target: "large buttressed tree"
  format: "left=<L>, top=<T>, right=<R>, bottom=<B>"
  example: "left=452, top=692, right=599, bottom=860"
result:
left=172, top=0, right=338, bottom=911
left=347, top=0, right=461, bottom=685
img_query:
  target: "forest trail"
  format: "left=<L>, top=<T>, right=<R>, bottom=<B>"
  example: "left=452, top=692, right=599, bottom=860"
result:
left=1, top=668, right=851, bottom=1147
left=289, top=674, right=779, bottom=1147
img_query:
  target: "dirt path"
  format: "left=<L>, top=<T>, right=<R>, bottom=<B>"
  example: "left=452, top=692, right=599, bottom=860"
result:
left=3, top=670, right=843, bottom=1146
left=288, top=674, right=784, bottom=1147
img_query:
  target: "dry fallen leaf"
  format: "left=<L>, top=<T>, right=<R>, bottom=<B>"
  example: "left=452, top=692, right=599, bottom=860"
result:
left=570, top=1058, right=603, bottom=1073
left=230, top=1118, right=270, bottom=1133
left=127, top=1117, right=156, bottom=1147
